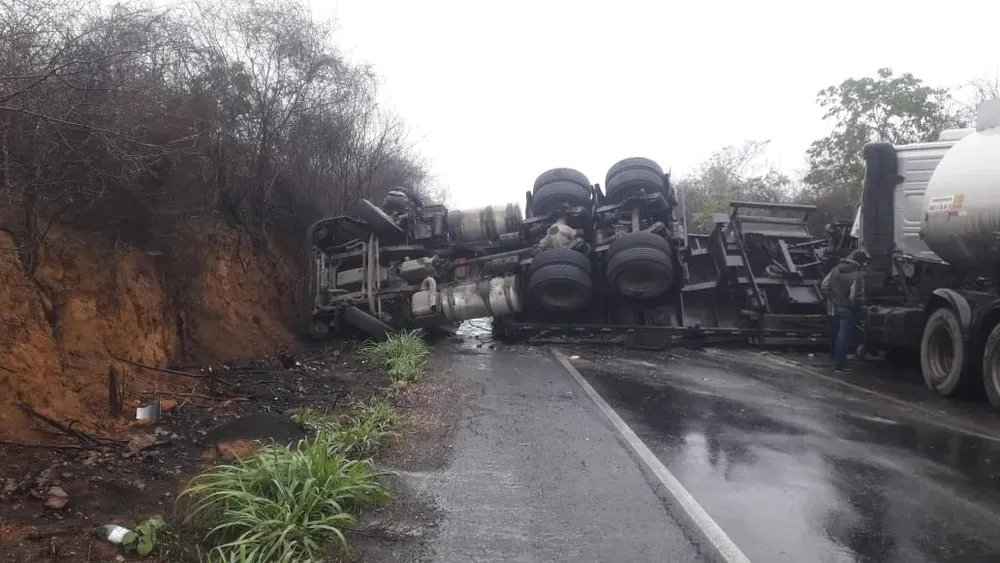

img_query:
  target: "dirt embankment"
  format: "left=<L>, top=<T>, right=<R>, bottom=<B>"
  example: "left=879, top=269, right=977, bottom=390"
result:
left=0, top=221, right=302, bottom=441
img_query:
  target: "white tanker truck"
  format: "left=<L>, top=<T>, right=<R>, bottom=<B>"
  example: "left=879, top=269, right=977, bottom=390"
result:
left=857, top=99, right=1000, bottom=409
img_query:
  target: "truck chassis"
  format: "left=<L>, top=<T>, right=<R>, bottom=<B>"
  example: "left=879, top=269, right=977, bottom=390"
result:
left=304, top=160, right=845, bottom=350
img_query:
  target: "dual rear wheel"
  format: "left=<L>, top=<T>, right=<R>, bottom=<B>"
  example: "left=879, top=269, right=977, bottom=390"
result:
left=919, top=307, right=1000, bottom=410
left=525, top=232, right=677, bottom=312
left=527, top=162, right=675, bottom=310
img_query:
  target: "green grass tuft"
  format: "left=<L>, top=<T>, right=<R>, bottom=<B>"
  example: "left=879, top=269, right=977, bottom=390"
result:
left=295, top=399, right=402, bottom=459
left=180, top=400, right=403, bottom=561
left=358, top=330, right=429, bottom=383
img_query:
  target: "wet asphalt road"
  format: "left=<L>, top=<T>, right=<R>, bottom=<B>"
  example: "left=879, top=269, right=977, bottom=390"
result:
left=567, top=346, right=1000, bottom=563
left=404, top=335, right=707, bottom=562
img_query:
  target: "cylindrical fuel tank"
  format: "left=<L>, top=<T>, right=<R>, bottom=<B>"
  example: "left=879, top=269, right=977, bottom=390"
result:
left=411, top=275, right=522, bottom=322
left=922, top=122, right=1000, bottom=268
left=446, top=203, right=523, bottom=243
left=440, top=275, right=522, bottom=321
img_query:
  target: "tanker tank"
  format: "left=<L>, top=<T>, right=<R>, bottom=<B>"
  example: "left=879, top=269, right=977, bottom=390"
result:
left=922, top=99, right=1000, bottom=269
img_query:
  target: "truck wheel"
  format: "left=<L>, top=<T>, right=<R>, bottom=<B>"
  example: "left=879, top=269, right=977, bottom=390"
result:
left=533, top=168, right=590, bottom=194
left=920, top=307, right=971, bottom=396
left=382, top=188, right=418, bottom=214
left=605, top=157, right=666, bottom=203
left=531, top=169, right=592, bottom=216
left=527, top=249, right=593, bottom=311
left=981, top=324, right=1000, bottom=410
left=528, top=247, right=592, bottom=276
left=605, top=231, right=674, bottom=299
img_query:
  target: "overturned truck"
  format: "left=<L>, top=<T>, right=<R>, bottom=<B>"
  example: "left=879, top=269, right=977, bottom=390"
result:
left=304, top=158, right=842, bottom=347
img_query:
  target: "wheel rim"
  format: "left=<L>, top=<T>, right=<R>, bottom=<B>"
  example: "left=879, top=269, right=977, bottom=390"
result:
left=927, top=323, right=955, bottom=383
left=615, top=265, right=670, bottom=298
left=534, top=281, right=589, bottom=311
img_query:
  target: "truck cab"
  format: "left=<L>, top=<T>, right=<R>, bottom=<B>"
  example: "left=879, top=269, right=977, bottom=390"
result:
left=856, top=100, right=1000, bottom=409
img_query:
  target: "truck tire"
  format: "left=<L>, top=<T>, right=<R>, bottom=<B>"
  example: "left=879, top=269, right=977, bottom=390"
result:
left=528, top=247, right=592, bottom=276
left=920, top=307, right=972, bottom=396
left=605, top=231, right=674, bottom=299
left=605, top=157, right=666, bottom=203
left=981, top=324, right=1000, bottom=410
left=533, top=168, right=590, bottom=194
left=382, top=193, right=412, bottom=215
left=532, top=179, right=592, bottom=217
left=527, top=248, right=593, bottom=311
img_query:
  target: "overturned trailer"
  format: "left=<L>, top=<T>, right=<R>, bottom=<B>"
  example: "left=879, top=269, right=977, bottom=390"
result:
left=304, top=159, right=843, bottom=347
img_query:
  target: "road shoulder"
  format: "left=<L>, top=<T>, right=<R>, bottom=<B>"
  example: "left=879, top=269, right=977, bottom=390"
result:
left=356, top=340, right=706, bottom=562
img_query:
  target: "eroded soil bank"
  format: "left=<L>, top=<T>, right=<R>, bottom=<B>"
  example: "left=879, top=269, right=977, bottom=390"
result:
left=0, top=344, right=390, bottom=562
left=0, top=220, right=300, bottom=442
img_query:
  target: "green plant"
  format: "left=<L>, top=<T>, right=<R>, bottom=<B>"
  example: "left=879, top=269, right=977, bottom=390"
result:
left=177, top=438, right=389, bottom=562
left=352, top=398, right=400, bottom=431
left=327, top=401, right=401, bottom=458
left=292, top=408, right=338, bottom=434
left=358, top=330, right=429, bottom=383
left=122, top=515, right=167, bottom=556
left=295, top=400, right=402, bottom=459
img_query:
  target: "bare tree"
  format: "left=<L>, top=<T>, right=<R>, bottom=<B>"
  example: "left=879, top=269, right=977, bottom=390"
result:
left=0, top=0, right=431, bottom=272
left=0, top=0, right=192, bottom=272
left=953, top=71, right=1000, bottom=126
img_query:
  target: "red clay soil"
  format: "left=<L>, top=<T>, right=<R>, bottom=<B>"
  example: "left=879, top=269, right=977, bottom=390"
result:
left=0, top=220, right=301, bottom=442
left=0, top=346, right=381, bottom=563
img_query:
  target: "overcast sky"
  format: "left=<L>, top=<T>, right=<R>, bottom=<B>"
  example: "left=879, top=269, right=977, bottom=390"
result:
left=313, top=0, right=997, bottom=208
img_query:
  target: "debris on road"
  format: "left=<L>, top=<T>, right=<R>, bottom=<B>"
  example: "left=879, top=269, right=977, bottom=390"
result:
left=0, top=343, right=378, bottom=561
left=123, top=434, right=157, bottom=458
left=97, top=524, right=131, bottom=545
left=42, top=487, right=68, bottom=510
left=135, top=402, right=160, bottom=424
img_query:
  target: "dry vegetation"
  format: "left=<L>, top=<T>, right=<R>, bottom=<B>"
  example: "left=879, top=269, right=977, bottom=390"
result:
left=0, top=0, right=441, bottom=442
left=0, top=0, right=436, bottom=272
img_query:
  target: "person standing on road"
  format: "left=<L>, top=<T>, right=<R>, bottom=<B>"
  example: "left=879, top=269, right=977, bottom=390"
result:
left=821, top=249, right=869, bottom=372
left=821, top=267, right=837, bottom=361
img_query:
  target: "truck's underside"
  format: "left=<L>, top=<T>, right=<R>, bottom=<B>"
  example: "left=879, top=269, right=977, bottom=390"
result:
left=304, top=161, right=855, bottom=348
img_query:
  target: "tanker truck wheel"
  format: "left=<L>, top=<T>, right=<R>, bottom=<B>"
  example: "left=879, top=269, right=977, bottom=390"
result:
left=920, top=307, right=973, bottom=397
left=527, top=248, right=593, bottom=311
left=531, top=168, right=592, bottom=216
left=981, top=323, right=1000, bottom=410
left=381, top=187, right=421, bottom=214
left=605, top=231, right=674, bottom=300
left=605, top=157, right=666, bottom=203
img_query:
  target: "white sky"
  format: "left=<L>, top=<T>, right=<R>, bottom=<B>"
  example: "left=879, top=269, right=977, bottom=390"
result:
left=314, top=0, right=997, bottom=208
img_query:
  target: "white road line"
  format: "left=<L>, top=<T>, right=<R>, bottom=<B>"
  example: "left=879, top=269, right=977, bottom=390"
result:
left=552, top=349, right=751, bottom=563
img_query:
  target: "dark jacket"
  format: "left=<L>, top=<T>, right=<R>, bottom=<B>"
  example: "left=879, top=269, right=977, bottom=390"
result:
left=821, top=258, right=865, bottom=308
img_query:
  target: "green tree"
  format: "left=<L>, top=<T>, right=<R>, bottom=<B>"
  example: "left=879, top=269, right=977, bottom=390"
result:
left=679, top=140, right=795, bottom=233
left=802, top=68, right=956, bottom=225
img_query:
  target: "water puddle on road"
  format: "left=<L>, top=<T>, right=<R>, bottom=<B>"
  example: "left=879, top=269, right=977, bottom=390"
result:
left=833, top=409, right=1000, bottom=491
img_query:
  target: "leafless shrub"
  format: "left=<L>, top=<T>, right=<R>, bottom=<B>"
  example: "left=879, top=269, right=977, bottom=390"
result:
left=0, top=0, right=430, bottom=273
